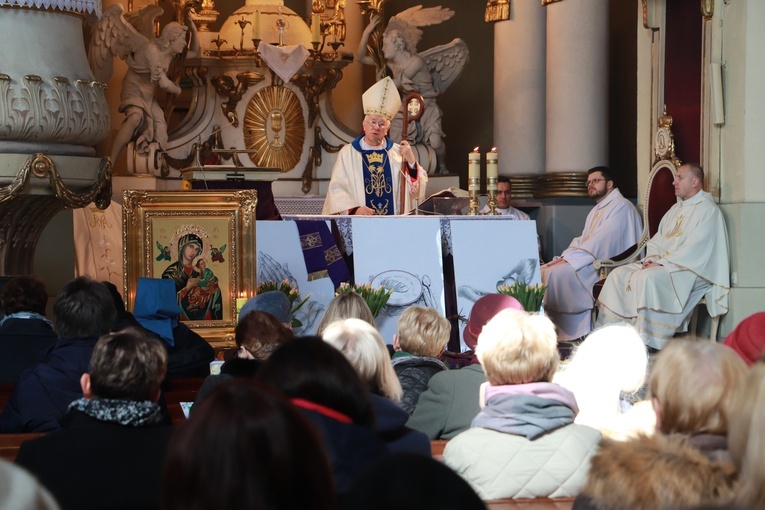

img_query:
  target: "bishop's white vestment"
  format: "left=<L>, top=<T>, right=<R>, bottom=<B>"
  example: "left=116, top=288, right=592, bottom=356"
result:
left=322, top=136, right=428, bottom=216
left=541, top=189, right=642, bottom=341
left=597, top=190, right=729, bottom=349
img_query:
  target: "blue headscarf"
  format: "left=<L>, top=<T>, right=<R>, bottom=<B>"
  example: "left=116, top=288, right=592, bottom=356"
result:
left=133, top=278, right=181, bottom=346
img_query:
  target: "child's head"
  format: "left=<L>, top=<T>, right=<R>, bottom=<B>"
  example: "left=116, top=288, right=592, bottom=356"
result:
left=395, top=306, right=450, bottom=358
left=193, top=256, right=207, bottom=271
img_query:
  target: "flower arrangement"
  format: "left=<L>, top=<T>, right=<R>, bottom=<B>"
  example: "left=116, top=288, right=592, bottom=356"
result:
left=257, top=279, right=310, bottom=327
left=497, top=281, right=547, bottom=313
left=335, top=282, right=393, bottom=318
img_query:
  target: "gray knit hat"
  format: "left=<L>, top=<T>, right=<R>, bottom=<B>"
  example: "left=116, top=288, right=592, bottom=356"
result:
left=239, top=291, right=291, bottom=324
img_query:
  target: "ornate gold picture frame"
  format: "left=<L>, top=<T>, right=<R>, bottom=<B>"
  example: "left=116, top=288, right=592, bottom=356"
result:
left=123, top=190, right=258, bottom=347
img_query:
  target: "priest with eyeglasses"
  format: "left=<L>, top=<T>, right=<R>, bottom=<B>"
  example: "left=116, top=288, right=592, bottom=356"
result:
left=323, top=77, right=428, bottom=216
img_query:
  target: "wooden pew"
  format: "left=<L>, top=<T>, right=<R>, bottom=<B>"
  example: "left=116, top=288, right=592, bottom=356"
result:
left=0, top=433, right=45, bottom=462
left=485, top=497, right=575, bottom=510
left=162, top=377, right=205, bottom=425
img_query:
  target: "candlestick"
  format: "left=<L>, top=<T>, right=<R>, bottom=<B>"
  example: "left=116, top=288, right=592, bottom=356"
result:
left=311, top=14, right=321, bottom=44
left=486, top=147, right=498, bottom=192
left=252, top=11, right=261, bottom=40
left=468, top=148, right=480, bottom=215
left=468, top=148, right=480, bottom=191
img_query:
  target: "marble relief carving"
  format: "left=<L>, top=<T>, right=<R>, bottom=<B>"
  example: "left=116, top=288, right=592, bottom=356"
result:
left=0, top=74, right=109, bottom=146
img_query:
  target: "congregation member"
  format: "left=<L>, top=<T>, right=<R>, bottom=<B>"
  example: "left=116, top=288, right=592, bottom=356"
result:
left=480, top=175, right=530, bottom=219
left=444, top=308, right=600, bottom=499
left=236, top=290, right=293, bottom=330
left=16, top=329, right=173, bottom=510
left=323, top=318, right=430, bottom=455
left=256, top=337, right=387, bottom=494
left=163, top=380, right=335, bottom=510
left=553, top=324, right=648, bottom=437
left=573, top=339, right=744, bottom=510
left=322, top=76, right=428, bottom=215
left=0, top=275, right=58, bottom=384
left=723, top=311, right=765, bottom=366
left=541, top=166, right=642, bottom=342
left=0, top=460, right=60, bottom=510
left=345, top=453, right=486, bottom=510
left=316, top=291, right=376, bottom=336
left=194, top=309, right=293, bottom=407
left=132, top=277, right=214, bottom=378
left=0, top=277, right=115, bottom=433
left=407, top=294, right=522, bottom=439
left=727, top=361, right=765, bottom=508
left=391, top=306, right=450, bottom=415
left=597, top=163, right=729, bottom=350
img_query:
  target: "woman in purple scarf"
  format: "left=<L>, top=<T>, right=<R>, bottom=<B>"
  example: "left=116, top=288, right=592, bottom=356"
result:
left=443, top=309, right=601, bottom=500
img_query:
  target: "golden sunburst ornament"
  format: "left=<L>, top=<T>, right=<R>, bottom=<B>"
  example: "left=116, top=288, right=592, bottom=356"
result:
left=243, top=86, right=306, bottom=172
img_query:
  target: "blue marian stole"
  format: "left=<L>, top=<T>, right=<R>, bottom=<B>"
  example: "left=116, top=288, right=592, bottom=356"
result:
left=352, top=135, right=395, bottom=216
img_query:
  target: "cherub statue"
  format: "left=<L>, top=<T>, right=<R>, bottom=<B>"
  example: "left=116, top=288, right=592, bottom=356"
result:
left=357, top=6, right=469, bottom=174
left=88, top=5, right=199, bottom=170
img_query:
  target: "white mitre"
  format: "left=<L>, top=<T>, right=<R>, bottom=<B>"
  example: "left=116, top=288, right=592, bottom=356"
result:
left=362, top=77, right=401, bottom=121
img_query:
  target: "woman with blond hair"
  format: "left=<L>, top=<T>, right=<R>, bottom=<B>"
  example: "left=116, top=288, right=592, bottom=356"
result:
left=444, top=309, right=601, bottom=499
left=323, top=318, right=429, bottom=455
left=574, top=339, right=745, bottom=510
left=727, top=361, right=765, bottom=508
left=316, top=292, right=375, bottom=336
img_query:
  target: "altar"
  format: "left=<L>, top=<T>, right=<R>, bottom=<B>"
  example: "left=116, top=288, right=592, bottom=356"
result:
left=258, top=215, right=539, bottom=351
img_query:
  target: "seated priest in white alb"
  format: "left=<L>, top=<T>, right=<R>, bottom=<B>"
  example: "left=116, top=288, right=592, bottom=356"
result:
left=480, top=176, right=529, bottom=219
left=596, top=163, right=729, bottom=350
left=541, top=167, right=642, bottom=342
left=322, top=77, right=428, bottom=216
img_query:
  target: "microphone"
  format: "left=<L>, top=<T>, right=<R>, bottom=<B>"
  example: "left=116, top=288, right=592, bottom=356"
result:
left=373, top=136, right=381, bottom=145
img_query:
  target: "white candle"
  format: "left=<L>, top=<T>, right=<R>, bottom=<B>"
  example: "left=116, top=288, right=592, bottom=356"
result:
left=311, top=14, right=321, bottom=44
left=486, top=147, right=498, bottom=192
left=468, top=148, right=480, bottom=191
left=253, top=11, right=261, bottom=40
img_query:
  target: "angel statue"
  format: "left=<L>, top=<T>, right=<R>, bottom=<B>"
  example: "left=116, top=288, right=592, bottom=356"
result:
left=88, top=4, right=200, bottom=171
left=357, top=6, right=469, bottom=174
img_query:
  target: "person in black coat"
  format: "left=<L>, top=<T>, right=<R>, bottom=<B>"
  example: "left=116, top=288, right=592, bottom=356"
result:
left=16, top=328, right=174, bottom=510
left=0, top=277, right=116, bottom=433
left=0, top=276, right=58, bottom=384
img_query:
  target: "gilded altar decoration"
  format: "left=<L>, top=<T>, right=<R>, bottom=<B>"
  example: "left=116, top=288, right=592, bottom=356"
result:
left=243, top=86, right=305, bottom=172
left=542, top=0, right=564, bottom=5
left=123, top=190, right=258, bottom=348
left=211, top=71, right=265, bottom=127
left=0, top=154, right=111, bottom=210
left=485, top=0, right=510, bottom=23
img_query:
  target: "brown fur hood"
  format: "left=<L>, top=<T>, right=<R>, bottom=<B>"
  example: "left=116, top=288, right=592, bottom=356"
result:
left=577, top=433, right=737, bottom=510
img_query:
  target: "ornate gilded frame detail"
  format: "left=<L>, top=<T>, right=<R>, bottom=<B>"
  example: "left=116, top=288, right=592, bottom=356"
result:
left=122, top=190, right=258, bottom=348
left=541, top=0, right=563, bottom=6
left=485, top=0, right=509, bottom=22
left=654, top=105, right=681, bottom=167
left=0, top=154, right=111, bottom=209
left=211, top=71, right=265, bottom=127
left=243, top=85, right=306, bottom=172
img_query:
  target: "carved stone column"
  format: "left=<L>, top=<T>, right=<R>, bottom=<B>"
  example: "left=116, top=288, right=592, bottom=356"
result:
left=0, top=5, right=111, bottom=276
left=493, top=0, right=546, bottom=178
left=544, top=0, right=609, bottom=195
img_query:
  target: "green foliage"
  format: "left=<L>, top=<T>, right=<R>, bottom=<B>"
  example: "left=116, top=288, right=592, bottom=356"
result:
left=335, top=282, right=393, bottom=318
left=497, top=281, right=547, bottom=313
left=257, top=279, right=310, bottom=327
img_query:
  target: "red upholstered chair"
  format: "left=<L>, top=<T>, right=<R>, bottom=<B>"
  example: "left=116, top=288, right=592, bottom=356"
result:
left=592, top=107, right=723, bottom=341
left=593, top=159, right=678, bottom=288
